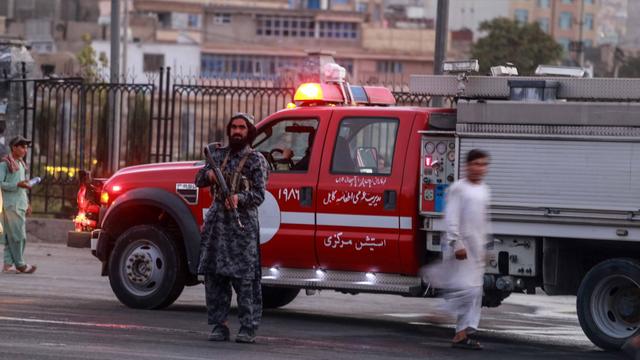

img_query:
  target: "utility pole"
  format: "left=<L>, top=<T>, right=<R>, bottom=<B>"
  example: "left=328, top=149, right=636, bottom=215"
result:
left=577, top=0, right=585, bottom=67
left=110, top=0, right=121, bottom=82
left=434, top=0, right=449, bottom=75
left=433, top=0, right=449, bottom=106
left=122, top=0, right=129, bottom=80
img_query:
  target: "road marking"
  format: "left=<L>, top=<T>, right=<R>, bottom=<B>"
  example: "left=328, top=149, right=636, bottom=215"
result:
left=0, top=316, right=199, bottom=335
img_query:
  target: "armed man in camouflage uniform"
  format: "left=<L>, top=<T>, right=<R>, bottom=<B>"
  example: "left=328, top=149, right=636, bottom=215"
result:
left=195, top=113, right=269, bottom=344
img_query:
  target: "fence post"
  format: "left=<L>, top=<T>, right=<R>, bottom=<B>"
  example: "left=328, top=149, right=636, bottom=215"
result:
left=21, top=62, right=28, bottom=137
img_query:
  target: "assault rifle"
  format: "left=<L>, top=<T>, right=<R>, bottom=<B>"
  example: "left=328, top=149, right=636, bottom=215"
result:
left=203, top=145, right=244, bottom=230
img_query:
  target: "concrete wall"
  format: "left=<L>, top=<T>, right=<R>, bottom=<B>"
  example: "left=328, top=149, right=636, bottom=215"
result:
left=361, top=24, right=435, bottom=54
left=92, top=40, right=201, bottom=75
left=27, top=218, right=74, bottom=244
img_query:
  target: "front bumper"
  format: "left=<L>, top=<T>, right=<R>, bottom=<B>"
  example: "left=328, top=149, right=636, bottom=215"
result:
left=67, top=231, right=91, bottom=248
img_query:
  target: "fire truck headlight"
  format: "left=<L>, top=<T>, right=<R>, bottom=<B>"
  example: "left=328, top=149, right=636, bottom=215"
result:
left=365, top=272, right=376, bottom=281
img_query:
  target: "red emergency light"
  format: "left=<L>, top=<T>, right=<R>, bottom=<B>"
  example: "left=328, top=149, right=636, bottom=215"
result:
left=294, top=83, right=345, bottom=104
left=293, top=83, right=396, bottom=107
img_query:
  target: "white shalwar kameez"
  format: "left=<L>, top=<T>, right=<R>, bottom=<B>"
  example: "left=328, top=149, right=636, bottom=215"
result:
left=428, top=178, right=491, bottom=334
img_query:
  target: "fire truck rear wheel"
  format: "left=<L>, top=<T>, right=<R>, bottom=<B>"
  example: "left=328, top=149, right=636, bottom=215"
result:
left=108, top=225, right=186, bottom=309
left=262, top=286, right=300, bottom=309
left=577, top=258, right=640, bottom=350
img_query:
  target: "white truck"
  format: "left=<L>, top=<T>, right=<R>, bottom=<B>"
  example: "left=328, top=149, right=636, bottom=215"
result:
left=412, top=69, right=640, bottom=350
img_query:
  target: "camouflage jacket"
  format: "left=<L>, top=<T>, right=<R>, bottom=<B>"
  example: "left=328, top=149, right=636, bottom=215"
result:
left=195, top=144, right=269, bottom=279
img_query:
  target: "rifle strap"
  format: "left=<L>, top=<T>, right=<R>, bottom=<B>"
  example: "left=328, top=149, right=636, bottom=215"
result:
left=210, top=150, right=231, bottom=199
left=231, top=152, right=252, bottom=193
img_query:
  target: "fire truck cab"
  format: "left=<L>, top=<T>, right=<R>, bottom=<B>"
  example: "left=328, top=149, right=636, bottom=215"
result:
left=74, top=62, right=640, bottom=351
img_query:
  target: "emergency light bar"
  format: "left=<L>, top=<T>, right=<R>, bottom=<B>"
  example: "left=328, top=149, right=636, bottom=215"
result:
left=294, top=83, right=344, bottom=103
left=534, top=65, right=586, bottom=78
left=442, top=59, right=479, bottom=74
left=293, top=83, right=396, bottom=106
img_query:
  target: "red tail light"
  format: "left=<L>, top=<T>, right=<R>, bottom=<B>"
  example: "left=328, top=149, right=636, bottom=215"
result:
left=77, top=184, right=88, bottom=211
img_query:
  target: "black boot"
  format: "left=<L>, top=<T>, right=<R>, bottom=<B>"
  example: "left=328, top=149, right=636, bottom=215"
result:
left=207, top=324, right=230, bottom=341
left=235, top=327, right=256, bottom=343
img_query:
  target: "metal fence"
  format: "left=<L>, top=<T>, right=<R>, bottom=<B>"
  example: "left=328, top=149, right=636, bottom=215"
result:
left=11, top=68, right=432, bottom=217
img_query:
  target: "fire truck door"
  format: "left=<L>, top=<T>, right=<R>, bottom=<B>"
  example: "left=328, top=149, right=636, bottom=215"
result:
left=315, top=111, right=412, bottom=273
left=253, top=111, right=329, bottom=269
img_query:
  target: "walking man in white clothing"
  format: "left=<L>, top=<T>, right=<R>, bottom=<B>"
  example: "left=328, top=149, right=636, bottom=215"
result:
left=441, top=149, right=491, bottom=350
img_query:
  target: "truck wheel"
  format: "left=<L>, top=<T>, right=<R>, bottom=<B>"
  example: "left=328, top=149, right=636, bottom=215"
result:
left=108, top=225, right=186, bottom=309
left=577, top=258, right=640, bottom=350
left=262, top=286, right=300, bottom=309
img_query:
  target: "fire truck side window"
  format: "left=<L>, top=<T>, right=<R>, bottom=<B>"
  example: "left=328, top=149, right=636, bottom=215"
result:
left=331, top=117, right=398, bottom=175
left=253, top=119, right=318, bottom=172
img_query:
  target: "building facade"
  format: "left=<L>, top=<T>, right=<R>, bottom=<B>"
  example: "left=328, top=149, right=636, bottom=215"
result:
left=128, top=0, right=433, bottom=83
left=509, top=0, right=600, bottom=53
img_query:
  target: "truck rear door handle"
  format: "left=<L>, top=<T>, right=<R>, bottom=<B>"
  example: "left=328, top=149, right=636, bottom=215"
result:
left=383, top=190, right=397, bottom=210
left=300, top=186, right=313, bottom=207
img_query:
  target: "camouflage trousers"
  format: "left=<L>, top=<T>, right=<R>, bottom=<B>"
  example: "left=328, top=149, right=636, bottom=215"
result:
left=205, top=274, right=262, bottom=330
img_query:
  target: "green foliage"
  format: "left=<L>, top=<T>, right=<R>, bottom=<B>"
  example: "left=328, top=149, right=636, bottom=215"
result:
left=126, top=93, right=151, bottom=165
left=94, top=89, right=111, bottom=177
left=619, top=55, right=640, bottom=78
left=471, top=18, right=563, bottom=75
left=77, top=34, right=108, bottom=82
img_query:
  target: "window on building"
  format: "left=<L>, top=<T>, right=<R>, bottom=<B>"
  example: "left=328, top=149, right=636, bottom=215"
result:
left=559, top=12, right=572, bottom=29
left=583, top=39, right=593, bottom=48
left=306, top=0, right=321, bottom=9
left=157, top=12, right=172, bottom=28
left=538, top=0, right=550, bottom=8
left=17, top=0, right=35, bottom=10
left=143, top=54, right=164, bottom=72
left=377, top=61, right=403, bottom=74
left=561, top=0, right=572, bottom=3
left=584, top=13, right=594, bottom=30
left=584, top=0, right=594, bottom=4
left=538, top=17, right=550, bottom=32
left=331, top=118, right=399, bottom=175
left=356, top=2, right=368, bottom=13
left=201, top=54, right=304, bottom=79
left=253, top=119, right=319, bottom=172
left=514, top=9, right=529, bottom=23
left=319, top=21, right=358, bottom=39
left=257, top=15, right=315, bottom=37
left=213, top=13, right=231, bottom=24
left=187, top=14, right=201, bottom=28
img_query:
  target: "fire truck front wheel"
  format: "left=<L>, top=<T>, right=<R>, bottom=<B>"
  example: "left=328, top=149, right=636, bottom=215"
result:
left=577, top=258, right=640, bottom=350
left=262, top=286, right=300, bottom=309
left=108, top=225, right=186, bottom=309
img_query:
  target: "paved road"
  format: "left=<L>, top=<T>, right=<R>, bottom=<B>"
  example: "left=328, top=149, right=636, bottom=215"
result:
left=0, top=243, right=625, bottom=359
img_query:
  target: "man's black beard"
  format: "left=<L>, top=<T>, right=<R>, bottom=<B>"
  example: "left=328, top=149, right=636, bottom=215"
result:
left=229, top=135, right=248, bottom=152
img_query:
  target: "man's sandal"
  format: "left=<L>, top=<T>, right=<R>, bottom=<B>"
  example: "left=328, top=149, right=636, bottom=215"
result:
left=16, top=264, right=37, bottom=274
left=451, top=337, right=483, bottom=350
left=2, top=264, right=17, bottom=274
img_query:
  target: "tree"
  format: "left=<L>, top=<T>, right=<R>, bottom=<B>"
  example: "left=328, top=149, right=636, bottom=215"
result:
left=77, top=33, right=108, bottom=82
left=618, top=55, right=640, bottom=78
left=471, top=18, right=563, bottom=75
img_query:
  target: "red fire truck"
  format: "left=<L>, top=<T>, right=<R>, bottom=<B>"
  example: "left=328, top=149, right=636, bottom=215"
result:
left=70, top=62, right=640, bottom=350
